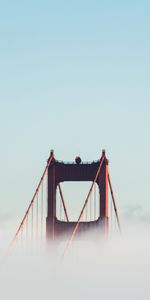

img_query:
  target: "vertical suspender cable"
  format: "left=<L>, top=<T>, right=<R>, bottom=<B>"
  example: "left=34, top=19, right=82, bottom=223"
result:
left=41, top=181, right=43, bottom=240
left=90, top=194, right=92, bottom=221
left=21, top=227, right=23, bottom=246
left=94, top=184, right=96, bottom=220
left=31, top=204, right=33, bottom=241
left=11, top=155, right=53, bottom=246
left=52, top=166, right=56, bottom=240
left=111, top=191, right=113, bottom=232
left=85, top=201, right=87, bottom=222
left=26, top=216, right=28, bottom=242
left=46, top=172, right=48, bottom=225
left=36, top=193, right=39, bottom=239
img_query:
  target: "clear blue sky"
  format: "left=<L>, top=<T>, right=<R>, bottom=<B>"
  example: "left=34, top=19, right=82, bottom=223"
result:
left=0, top=0, right=150, bottom=235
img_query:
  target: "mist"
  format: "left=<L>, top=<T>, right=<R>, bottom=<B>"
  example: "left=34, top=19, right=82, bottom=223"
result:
left=1, top=221, right=150, bottom=300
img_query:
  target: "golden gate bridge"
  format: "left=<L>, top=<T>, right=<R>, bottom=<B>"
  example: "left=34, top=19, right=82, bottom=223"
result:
left=10, top=150, right=121, bottom=252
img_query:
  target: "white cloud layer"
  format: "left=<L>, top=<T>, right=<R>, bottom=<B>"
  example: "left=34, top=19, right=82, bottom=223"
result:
left=0, top=227, right=150, bottom=300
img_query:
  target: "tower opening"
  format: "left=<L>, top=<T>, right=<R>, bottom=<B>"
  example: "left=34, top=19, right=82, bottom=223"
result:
left=56, top=182, right=100, bottom=222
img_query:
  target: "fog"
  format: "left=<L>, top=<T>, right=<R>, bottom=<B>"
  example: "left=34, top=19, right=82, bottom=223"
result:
left=0, top=222, right=150, bottom=300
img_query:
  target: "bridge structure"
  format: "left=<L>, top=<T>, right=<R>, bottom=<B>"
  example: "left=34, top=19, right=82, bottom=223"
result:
left=11, top=150, right=121, bottom=251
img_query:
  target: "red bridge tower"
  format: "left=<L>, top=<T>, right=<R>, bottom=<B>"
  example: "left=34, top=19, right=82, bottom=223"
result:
left=46, top=150, right=109, bottom=240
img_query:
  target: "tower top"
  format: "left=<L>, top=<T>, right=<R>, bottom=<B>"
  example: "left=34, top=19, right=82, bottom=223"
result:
left=50, top=149, right=54, bottom=157
left=102, top=149, right=106, bottom=156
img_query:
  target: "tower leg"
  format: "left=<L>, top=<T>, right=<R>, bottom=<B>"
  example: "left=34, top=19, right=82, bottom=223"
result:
left=46, top=159, right=56, bottom=241
left=99, top=156, right=109, bottom=236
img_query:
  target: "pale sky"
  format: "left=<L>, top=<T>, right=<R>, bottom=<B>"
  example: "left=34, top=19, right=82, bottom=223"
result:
left=0, top=0, right=150, bottom=238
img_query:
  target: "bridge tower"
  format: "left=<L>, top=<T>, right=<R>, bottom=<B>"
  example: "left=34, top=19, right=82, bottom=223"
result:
left=46, top=150, right=109, bottom=241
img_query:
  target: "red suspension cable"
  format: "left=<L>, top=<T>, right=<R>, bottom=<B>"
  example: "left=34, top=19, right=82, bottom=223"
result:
left=11, top=154, right=54, bottom=244
left=108, top=173, right=121, bottom=234
left=58, top=184, right=69, bottom=222
left=63, top=154, right=105, bottom=253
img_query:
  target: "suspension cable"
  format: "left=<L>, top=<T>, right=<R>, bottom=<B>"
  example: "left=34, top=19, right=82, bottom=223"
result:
left=63, top=154, right=105, bottom=254
left=59, top=192, right=62, bottom=221
left=58, top=184, right=69, bottom=222
left=108, top=173, right=121, bottom=234
left=11, top=154, right=54, bottom=245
